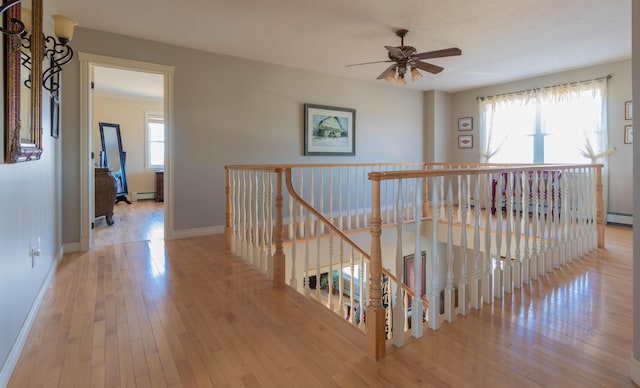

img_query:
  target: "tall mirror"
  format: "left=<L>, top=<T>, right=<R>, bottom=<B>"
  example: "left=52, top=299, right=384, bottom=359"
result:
left=99, top=122, right=131, bottom=204
left=4, top=0, right=43, bottom=163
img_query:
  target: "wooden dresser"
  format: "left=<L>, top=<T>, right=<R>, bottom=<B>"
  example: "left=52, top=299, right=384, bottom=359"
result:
left=155, top=171, right=164, bottom=202
left=95, top=168, right=117, bottom=225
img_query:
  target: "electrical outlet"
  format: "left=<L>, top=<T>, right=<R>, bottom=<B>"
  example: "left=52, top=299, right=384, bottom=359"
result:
left=31, top=237, right=41, bottom=267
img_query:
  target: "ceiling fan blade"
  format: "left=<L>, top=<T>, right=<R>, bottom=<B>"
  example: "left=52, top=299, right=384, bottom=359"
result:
left=346, top=59, right=393, bottom=67
left=376, top=64, right=397, bottom=80
left=413, top=61, right=444, bottom=74
left=414, top=47, right=462, bottom=60
left=384, top=45, right=406, bottom=58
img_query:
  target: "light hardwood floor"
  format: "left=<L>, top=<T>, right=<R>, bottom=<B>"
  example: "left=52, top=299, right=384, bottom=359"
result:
left=94, top=200, right=164, bottom=247
left=8, top=225, right=635, bottom=387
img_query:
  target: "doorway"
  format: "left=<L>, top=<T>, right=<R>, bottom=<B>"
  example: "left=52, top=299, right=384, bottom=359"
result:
left=79, top=54, right=175, bottom=250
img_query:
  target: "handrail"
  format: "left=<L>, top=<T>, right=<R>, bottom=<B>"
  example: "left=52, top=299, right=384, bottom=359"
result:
left=283, top=168, right=420, bottom=301
left=369, top=163, right=602, bottom=181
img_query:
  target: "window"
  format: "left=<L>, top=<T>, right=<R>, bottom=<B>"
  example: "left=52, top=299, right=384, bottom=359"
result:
left=479, top=78, right=608, bottom=165
left=146, top=112, right=164, bottom=169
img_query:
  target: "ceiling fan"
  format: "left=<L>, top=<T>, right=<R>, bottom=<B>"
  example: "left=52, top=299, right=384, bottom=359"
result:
left=346, top=29, right=462, bottom=85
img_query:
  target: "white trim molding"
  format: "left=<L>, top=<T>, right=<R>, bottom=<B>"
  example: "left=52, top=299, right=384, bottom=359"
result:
left=171, top=225, right=225, bottom=240
left=78, top=53, right=175, bottom=250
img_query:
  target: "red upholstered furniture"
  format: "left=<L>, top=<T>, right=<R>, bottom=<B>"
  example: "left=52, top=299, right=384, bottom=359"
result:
left=491, top=170, right=562, bottom=214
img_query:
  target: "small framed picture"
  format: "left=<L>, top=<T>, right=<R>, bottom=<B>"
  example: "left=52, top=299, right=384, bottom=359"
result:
left=458, top=134, right=473, bottom=149
left=458, top=117, right=473, bottom=131
left=624, top=125, right=633, bottom=144
left=625, top=101, right=633, bottom=120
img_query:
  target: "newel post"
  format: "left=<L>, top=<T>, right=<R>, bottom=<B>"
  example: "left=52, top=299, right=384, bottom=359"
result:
left=596, top=165, right=605, bottom=248
left=273, top=169, right=286, bottom=287
left=224, top=167, right=232, bottom=250
left=367, top=178, right=386, bottom=360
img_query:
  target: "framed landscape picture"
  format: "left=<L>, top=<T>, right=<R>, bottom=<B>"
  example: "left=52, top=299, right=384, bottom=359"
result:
left=304, top=104, right=355, bottom=156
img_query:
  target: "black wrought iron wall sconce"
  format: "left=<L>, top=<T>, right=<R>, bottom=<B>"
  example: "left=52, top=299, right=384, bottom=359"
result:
left=1, top=0, right=76, bottom=92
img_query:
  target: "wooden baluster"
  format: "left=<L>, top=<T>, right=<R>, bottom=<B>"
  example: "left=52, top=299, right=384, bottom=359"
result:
left=440, top=170, right=446, bottom=220
left=229, top=170, right=237, bottom=253
left=259, top=171, right=267, bottom=273
left=483, top=173, right=494, bottom=304
left=413, top=178, right=425, bottom=335
left=303, top=200, right=311, bottom=296
left=349, top=248, right=356, bottom=325
left=363, top=165, right=368, bottom=228
left=429, top=176, right=441, bottom=329
left=523, top=170, right=531, bottom=283
left=288, top=183, right=294, bottom=241
left=544, top=171, right=553, bottom=272
left=310, top=169, right=316, bottom=237
left=494, top=173, right=503, bottom=299
left=242, top=170, right=249, bottom=261
left=347, top=166, right=352, bottom=231
left=266, top=173, right=273, bottom=281
left=289, top=188, right=297, bottom=290
left=385, top=165, right=391, bottom=225
left=393, top=180, right=405, bottom=347
left=273, top=170, right=285, bottom=287
left=568, top=168, right=577, bottom=262
left=513, top=171, right=523, bottom=289
left=596, top=165, right=605, bottom=249
left=531, top=171, right=539, bottom=279
left=539, top=171, right=548, bottom=274
left=504, top=172, right=513, bottom=294
left=359, top=255, right=366, bottom=331
left=367, top=178, right=385, bottom=359
left=297, top=169, right=303, bottom=238
left=327, top=232, right=333, bottom=310
left=355, top=166, right=360, bottom=229
left=471, top=175, right=482, bottom=309
left=338, top=167, right=343, bottom=230
left=445, top=177, right=456, bottom=322
left=459, top=173, right=469, bottom=316
left=315, top=218, right=321, bottom=297
left=329, top=167, right=334, bottom=227
left=579, top=168, right=587, bottom=256
left=225, top=168, right=232, bottom=250
left=338, top=240, right=345, bottom=318
left=559, top=169, right=568, bottom=267
left=552, top=170, right=561, bottom=268
left=589, top=167, right=598, bottom=251
left=253, top=171, right=260, bottom=267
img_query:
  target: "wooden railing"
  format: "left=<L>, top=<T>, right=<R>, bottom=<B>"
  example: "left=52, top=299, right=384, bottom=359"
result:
left=225, top=163, right=604, bottom=361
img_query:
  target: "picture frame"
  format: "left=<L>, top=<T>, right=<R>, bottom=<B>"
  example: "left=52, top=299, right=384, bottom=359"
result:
left=458, top=134, right=473, bottom=149
left=625, top=101, right=633, bottom=120
left=458, top=117, right=473, bottom=131
left=403, top=251, right=426, bottom=306
left=51, top=94, right=60, bottom=138
left=304, top=104, right=355, bottom=156
left=624, top=125, right=633, bottom=144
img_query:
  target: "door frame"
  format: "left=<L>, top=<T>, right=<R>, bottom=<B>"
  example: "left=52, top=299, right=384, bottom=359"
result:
left=78, top=53, right=175, bottom=250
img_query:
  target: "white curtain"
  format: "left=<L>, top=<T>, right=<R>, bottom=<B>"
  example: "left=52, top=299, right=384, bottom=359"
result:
left=478, top=77, right=613, bottom=215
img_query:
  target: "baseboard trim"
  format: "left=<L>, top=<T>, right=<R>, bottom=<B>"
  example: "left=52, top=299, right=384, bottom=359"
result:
left=63, top=241, right=82, bottom=254
left=0, top=248, right=63, bottom=387
left=171, top=225, right=224, bottom=240
left=630, top=354, right=640, bottom=385
left=607, top=213, right=633, bottom=226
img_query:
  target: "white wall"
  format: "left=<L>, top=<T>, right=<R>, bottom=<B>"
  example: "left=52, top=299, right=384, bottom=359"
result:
left=61, top=28, right=425, bottom=244
left=447, top=59, right=633, bottom=217
left=94, top=95, right=163, bottom=197
left=0, top=0, right=62, bottom=381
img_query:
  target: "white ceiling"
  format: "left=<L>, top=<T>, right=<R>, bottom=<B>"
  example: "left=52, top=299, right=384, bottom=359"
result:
left=63, top=0, right=631, bottom=97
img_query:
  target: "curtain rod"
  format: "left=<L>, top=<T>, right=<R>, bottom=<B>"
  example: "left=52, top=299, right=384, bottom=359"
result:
left=476, top=74, right=612, bottom=100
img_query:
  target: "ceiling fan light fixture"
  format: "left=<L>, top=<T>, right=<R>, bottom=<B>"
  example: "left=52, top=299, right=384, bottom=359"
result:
left=411, top=67, right=423, bottom=81
left=384, top=68, right=396, bottom=82
left=397, top=73, right=407, bottom=85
